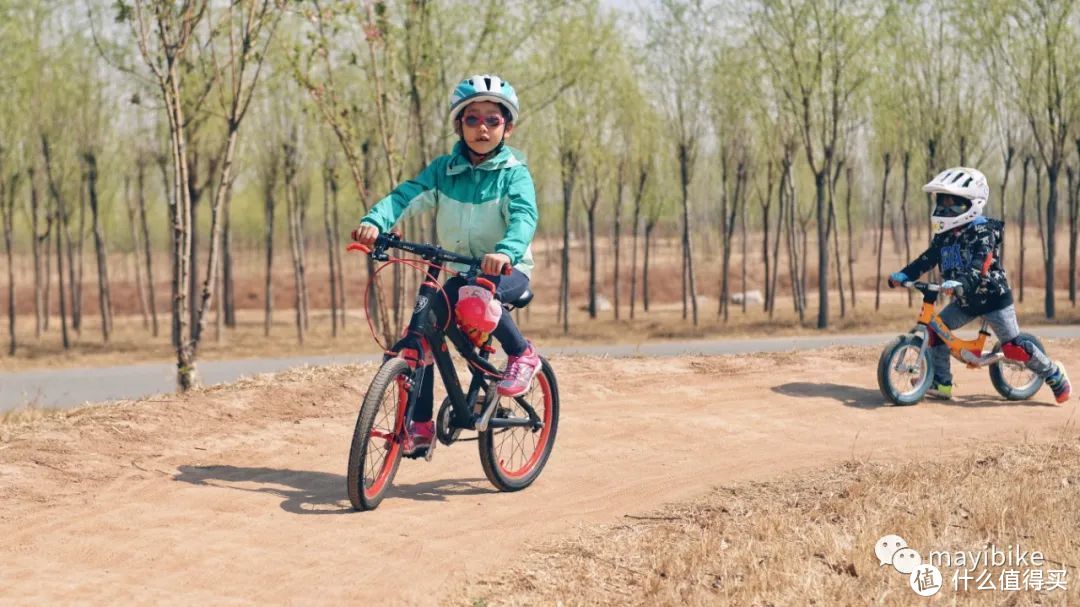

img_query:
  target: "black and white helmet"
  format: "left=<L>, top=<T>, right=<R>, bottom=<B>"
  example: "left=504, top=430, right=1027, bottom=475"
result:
left=922, top=167, right=989, bottom=234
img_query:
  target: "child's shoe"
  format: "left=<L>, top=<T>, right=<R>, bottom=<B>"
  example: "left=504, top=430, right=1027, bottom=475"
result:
left=926, top=382, right=953, bottom=400
left=1046, top=363, right=1071, bottom=404
left=497, top=342, right=541, bottom=398
left=402, top=420, right=435, bottom=455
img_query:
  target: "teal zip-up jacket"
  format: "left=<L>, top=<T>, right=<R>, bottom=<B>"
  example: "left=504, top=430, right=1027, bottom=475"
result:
left=360, top=141, right=538, bottom=277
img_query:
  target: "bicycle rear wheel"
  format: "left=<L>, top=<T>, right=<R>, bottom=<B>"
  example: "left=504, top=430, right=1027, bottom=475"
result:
left=347, top=357, right=411, bottom=511
left=988, top=333, right=1045, bottom=400
left=478, top=357, right=559, bottom=492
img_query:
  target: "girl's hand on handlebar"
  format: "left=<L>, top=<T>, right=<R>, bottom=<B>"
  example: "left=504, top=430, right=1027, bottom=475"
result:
left=351, top=223, right=380, bottom=247
left=481, top=252, right=512, bottom=276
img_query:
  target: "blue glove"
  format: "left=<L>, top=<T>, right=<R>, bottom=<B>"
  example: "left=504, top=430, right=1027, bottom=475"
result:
left=888, top=271, right=908, bottom=288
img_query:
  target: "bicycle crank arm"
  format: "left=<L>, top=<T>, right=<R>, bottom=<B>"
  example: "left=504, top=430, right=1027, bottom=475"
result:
left=474, top=388, right=501, bottom=432
left=959, top=350, right=1005, bottom=368
left=487, top=417, right=540, bottom=429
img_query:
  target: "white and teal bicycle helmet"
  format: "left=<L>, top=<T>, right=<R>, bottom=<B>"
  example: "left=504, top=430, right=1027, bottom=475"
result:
left=448, top=74, right=520, bottom=123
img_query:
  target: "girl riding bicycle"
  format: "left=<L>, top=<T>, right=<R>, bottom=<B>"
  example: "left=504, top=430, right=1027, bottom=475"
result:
left=888, top=166, right=1071, bottom=403
left=352, top=74, right=541, bottom=454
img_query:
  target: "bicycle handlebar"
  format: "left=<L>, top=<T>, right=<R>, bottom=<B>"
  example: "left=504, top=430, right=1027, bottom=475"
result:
left=347, top=233, right=512, bottom=276
left=901, top=280, right=964, bottom=297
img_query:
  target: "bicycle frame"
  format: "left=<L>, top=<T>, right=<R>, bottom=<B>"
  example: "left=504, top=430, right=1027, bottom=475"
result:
left=353, top=236, right=543, bottom=448
left=907, top=282, right=1003, bottom=369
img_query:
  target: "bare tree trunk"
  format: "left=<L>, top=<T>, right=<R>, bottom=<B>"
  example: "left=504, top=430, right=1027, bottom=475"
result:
left=925, top=138, right=938, bottom=245
left=136, top=159, right=158, bottom=337
left=761, top=160, right=774, bottom=313
left=827, top=164, right=846, bottom=319
left=284, top=134, right=305, bottom=345
left=875, top=153, right=892, bottom=311
left=768, top=155, right=786, bottom=319
left=164, top=66, right=197, bottom=391
left=2, top=171, right=17, bottom=355
left=222, top=194, right=236, bottom=329
left=844, top=166, right=856, bottom=308
left=124, top=174, right=150, bottom=329
left=215, top=253, right=224, bottom=343
left=1019, top=157, right=1030, bottom=302
left=814, top=170, right=829, bottom=328
left=900, top=151, right=912, bottom=307
left=30, top=167, right=46, bottom=337
left=739, top=174, right=748, bottom=314
left=1068, top=164, right=1077, bottom=306
left=263, top=158, right=276, bottom=337
left=323, top=158, right=340, bottom=336
left=629, top=167, right=647, bottom=320
left=41, top=136, right=69, bottom=347
left=783, top=155, right=804, bottom=321
left=720, top=158, right=743, bottom=322
left=1000, top=144, right=1015, bottom=268
left=71, top=168, right=84, bottom=333
left=643, top=219, right=656, bottom=312
left=559, top=150, right=576, bottom=334
left=85, top=152, right=113, bottom=343
left=585, top=176, right=599, bottom=320
left=157, top=153, right=180, bottom=348
left=1036, top=166, right=1046, bottom=289
left=54, top=197, right=70, bottom=350
left=1045, top=167, right=1059, bottom=319
left=678, top=143, right=698, bottom=325
left=328, top=160, right=346, bottom=329
left=799, top=211, right=811, bottom=314
left=718, top=156, right=731, bottom=319
left=612, top=160, right=624, bottom=320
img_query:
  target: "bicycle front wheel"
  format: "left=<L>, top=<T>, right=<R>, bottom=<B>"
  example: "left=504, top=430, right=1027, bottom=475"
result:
left=478, top=357, right=559, bottom=492
left=347, top=357, right=411, bottom=511
left=877, top=334, right=932, bottom=406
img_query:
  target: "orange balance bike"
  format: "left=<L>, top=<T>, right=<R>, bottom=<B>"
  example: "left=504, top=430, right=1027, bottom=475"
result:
left=877, top=280, right=1044, bottom=406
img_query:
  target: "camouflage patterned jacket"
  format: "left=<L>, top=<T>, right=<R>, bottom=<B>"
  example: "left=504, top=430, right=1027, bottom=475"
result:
left=900, top=217, right=1013, bottom=316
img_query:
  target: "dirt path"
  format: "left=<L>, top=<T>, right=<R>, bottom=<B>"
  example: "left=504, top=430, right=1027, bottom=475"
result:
left=1, top=344, right=1077, bottom=605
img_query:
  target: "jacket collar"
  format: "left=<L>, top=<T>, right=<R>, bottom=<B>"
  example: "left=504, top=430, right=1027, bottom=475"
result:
left=446, top=140, right=522, bottom=175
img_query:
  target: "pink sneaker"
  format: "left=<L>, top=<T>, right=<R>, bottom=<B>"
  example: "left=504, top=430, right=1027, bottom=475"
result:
left=497, top=343, right=541, bottom=398
left=401, top=420, right=434, bottom=456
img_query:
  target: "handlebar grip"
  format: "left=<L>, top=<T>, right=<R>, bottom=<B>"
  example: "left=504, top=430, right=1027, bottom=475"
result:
left=502, top=264, right=512, bottom=276
left=347, top=243, right=371, bottom=254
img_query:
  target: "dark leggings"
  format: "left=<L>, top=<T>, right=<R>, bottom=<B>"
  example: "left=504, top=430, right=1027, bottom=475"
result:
left=413, top=269, right=530, bottom=422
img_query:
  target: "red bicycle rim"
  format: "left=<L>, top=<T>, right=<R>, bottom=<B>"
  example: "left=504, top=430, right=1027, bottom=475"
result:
left=497, top=372, right=553, bottom=479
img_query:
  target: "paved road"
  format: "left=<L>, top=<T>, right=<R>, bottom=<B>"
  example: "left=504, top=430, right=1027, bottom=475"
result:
left=4, top=326, right=1079, bottom=412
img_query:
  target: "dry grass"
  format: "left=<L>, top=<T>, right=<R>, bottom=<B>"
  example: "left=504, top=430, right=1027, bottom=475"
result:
left=461, top=438, right=1080, bottom=606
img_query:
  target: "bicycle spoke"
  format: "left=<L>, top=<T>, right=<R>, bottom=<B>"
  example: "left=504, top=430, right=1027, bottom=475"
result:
left=364, top=384, right=400, bottom=489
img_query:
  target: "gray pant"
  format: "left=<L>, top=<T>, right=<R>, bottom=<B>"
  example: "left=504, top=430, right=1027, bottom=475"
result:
left=931, top=303, right=1054, bottom=385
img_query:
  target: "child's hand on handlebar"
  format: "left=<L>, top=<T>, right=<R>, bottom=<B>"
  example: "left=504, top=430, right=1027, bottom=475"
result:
left=351, top=223, right=380, bottom=247
left=888, top=271, right=908, bottom=288
left=481, top=253, right=512, bottom=276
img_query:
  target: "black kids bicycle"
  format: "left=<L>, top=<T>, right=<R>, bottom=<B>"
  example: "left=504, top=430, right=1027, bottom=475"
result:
left=345, top=233, right=559, bottom=511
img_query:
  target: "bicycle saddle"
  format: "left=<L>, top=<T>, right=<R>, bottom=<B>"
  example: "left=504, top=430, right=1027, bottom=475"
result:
left=503, top=288, right=534, bottom=310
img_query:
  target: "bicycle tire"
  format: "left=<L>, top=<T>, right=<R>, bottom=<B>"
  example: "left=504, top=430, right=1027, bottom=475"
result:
left=877, top=334, right=932, bottom=406
left=478, top=357, right=559, bottom=492
left=347, top=357, right=411, bottom=511
left=988, top=333, right=1046, bottom=400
